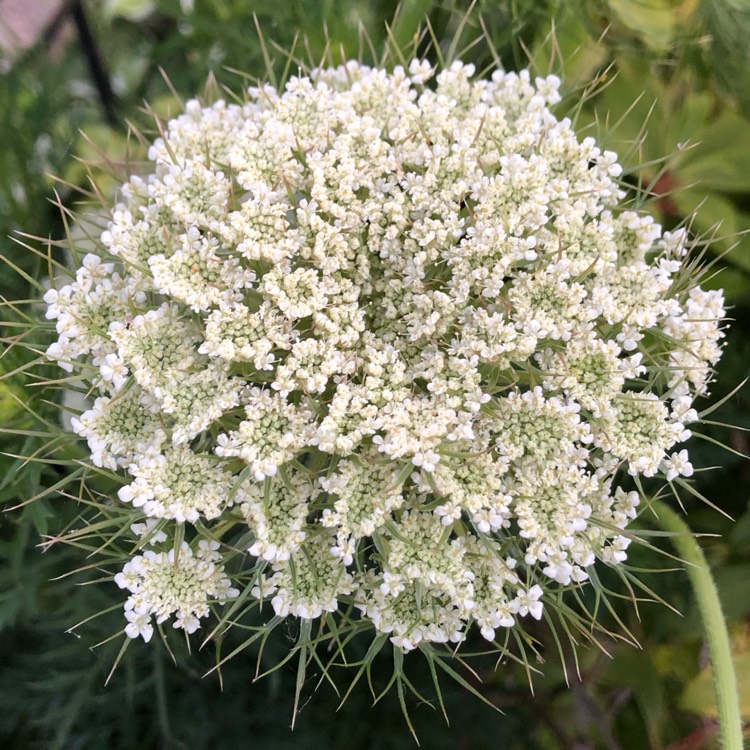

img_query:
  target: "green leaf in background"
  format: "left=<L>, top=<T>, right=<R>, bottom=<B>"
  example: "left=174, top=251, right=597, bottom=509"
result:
left=678, top=110, right=750, bottom=194
left=703, top=0, right=750, bottom=118
left=728, top=505, right=750, bottom=554
left=672, top=188, right=750, bottom=279
left=532, top=4, right=608, bottom=86
left=606, top=0, right=678, bottom=51
left=602, top=648, right=671, bottom=747
left=568, top=58, right=669, bottom=158
left=711, top=564, right=750, bottom=620
left=0, top=381, right=25, bottom=424
left=702, top=266, right=750, bottom=299
left=681, top=650, right=750, bottom=721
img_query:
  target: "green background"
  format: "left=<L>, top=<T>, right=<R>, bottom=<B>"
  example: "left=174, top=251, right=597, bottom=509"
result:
left=1, top=1, right=749, bottom=747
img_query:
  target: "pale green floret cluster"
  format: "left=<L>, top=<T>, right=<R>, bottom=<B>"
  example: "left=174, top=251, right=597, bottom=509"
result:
left=45, top=60, right=725, bottom=651
left=70, top=387, right=165, bottom=469
left=320, top=451, right=406, bottom=565
left=109, top=302, right=205, bottom=390
left=253, top=532, right=355, bottom=620
left=240, top=468, right=313, bottom=562
left=118, top=445, right=240, bottom=523
left=149, top=227, right=257, bottom=312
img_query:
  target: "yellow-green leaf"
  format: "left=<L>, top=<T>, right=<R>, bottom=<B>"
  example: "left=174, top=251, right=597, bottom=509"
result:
left=607, top=0, right=677, bottom=51
left=673, top=188, right=750, bottom=273
left=0, top=381, right=25, bottom=423
left=680, top=651, right=750, bottom=720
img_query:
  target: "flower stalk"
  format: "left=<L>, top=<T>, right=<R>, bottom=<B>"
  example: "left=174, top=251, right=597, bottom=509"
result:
left=651, top=499, right=743, bottom=750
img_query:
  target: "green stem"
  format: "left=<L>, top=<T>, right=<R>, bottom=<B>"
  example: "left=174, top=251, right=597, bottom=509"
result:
left=650, top=499, right=743, bottom=750
left=154, top=646, right=173, bottom=747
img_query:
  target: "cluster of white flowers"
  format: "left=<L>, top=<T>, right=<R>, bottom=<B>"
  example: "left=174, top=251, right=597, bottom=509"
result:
left=115, top=538, right=239, bottom=641
left=45, top=60, right=725, bottom=652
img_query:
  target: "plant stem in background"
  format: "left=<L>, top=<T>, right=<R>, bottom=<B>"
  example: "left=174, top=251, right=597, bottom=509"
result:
left=651, top=499, right=743, bottom=750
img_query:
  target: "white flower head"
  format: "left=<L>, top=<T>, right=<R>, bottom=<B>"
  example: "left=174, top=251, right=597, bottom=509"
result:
left=44, top=60, right=725, bottom=662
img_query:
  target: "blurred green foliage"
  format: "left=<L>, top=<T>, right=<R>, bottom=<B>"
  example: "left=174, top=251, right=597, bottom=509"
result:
left=1, top=1, right=749, bottom=748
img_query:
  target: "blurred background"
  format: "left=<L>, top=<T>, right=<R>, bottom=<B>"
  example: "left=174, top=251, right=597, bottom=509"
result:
left=0, top=1, right=749, bottom=748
